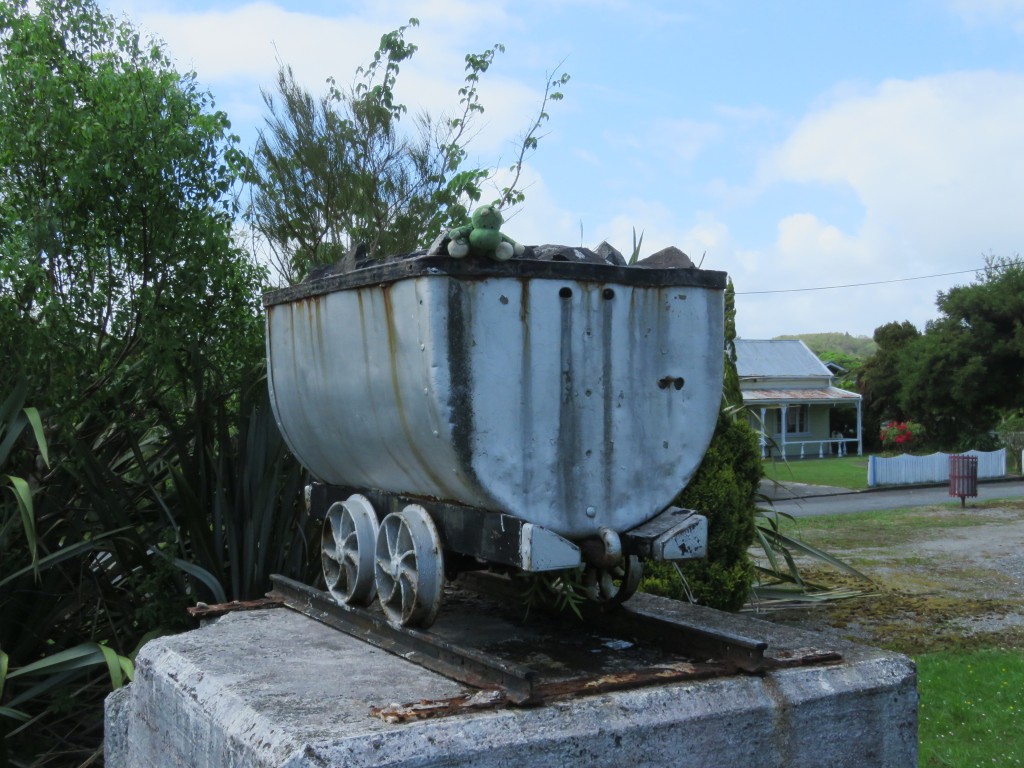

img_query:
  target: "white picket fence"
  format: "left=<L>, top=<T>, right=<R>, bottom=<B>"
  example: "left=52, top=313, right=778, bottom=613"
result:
left=867, top=449, right=1007, bottom=487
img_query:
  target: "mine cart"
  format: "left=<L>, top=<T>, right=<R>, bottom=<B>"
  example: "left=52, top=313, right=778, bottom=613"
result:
left=264, top=253, right=727, bottom=628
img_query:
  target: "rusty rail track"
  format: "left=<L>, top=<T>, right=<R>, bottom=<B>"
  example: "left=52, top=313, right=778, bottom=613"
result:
left=266, top=574, right=841, bottom=712
left=268, top=574, right=538, bottom=704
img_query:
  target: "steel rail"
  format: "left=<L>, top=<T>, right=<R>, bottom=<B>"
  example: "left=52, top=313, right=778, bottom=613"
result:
left=268, top=575, right=538, bottom=704
left=268, top=574, right=842, bottom=709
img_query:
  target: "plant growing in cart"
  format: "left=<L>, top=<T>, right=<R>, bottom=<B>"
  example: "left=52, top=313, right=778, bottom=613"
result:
left=248, top=19, right=569, bottom=283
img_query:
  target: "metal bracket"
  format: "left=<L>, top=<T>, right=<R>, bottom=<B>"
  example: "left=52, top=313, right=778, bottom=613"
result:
left=623, top=506, right=708, bottom=561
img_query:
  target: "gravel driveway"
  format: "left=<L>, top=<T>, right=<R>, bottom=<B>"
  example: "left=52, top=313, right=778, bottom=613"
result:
left=754, top=497, right=1024, bottom=654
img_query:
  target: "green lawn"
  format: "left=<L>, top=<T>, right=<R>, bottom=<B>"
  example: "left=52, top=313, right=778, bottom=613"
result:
left=761, top=503, right=1024, bottom=765
left=780, top=503, right=1024, bottom=548
left=762, top=455, right=870, bottom=490
left=917, top=649, right=1024, bottom=767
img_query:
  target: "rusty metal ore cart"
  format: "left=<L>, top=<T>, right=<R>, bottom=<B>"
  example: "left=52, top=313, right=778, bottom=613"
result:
left=264, top=256, right=727, bottom=628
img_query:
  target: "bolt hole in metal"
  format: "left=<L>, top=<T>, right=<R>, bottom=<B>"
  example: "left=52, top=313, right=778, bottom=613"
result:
left=657, top=376, right=686, bottom=390
left=559, top=286, right=614, bottom=300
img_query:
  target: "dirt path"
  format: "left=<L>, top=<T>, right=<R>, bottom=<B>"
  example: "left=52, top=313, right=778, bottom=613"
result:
left=754, top=501, right=1024, bottom=655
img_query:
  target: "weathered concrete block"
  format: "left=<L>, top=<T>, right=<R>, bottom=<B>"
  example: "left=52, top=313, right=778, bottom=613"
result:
left=105, top=599, right=916, bottom=767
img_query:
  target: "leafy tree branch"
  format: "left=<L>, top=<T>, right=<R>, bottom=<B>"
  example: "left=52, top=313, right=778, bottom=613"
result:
left=247, top=20, right=570, bottom=284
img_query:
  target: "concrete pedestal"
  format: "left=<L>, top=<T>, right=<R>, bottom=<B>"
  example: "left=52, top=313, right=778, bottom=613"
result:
left=105, top=595, right=917, bottom=767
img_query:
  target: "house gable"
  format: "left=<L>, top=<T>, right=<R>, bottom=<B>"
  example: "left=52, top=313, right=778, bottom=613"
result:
left=735, top=339, right=833, bottom=387
left=735, top=338, right=863, bottom=457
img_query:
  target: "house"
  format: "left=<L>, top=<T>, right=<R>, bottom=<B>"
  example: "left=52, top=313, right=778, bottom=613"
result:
left=735, top=339, right=862, bottom=458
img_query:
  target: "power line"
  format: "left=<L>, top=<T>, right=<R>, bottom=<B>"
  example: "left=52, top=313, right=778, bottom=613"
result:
left=735, top=268, right=983, bottom=296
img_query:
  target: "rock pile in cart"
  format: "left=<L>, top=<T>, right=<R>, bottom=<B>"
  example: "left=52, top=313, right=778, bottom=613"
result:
left=306, top=239, right=696, bottom=281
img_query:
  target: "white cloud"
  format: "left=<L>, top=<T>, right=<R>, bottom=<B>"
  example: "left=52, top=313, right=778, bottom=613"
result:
left=713, top=104, right=778, bottom=124
left=733, top=247, right=762, bottom=275
left=733, top=70, right=1024, bottom=336
left=604, top=118, right=721, bottom=169
left=774, top=213, right=865, bottom=275
left=602, top=206, right=677, bottom=256
left=124, top=1, right=546, bottom=154
left=132, top=3, right=371, bottom=83
left=949, top=0, right=1024, bottom=29
left=766, top=71, right=1024, bottom=259
left=102, top=3, right=1023, bottom=340
left=683, top=216, right=732, bottom=266
left=486, top=162, right=579, bottom=245
left=656, top=118, right=722, bottom=164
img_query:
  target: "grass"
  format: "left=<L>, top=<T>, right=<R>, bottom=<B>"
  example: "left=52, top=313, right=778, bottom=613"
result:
left=762, top=455, right=870, bottom=490
left=777, top=501, right=1024, bottom=549
left=755, top=500, right=1024, bottom=765
left=917, top=649, right=1024, bottom=767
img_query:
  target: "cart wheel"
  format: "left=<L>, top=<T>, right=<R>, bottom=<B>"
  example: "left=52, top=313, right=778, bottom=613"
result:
left=374, top=504, right=445, bottom=628
left=583, top=555, right=643, bottom=608
left=321, top=495, right=379, bottom=606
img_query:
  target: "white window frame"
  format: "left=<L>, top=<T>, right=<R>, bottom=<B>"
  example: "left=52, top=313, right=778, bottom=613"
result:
left=775, top=405, right=810, bottom=436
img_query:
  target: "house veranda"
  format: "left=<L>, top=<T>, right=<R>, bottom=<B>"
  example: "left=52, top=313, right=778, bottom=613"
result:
left=735, top=339, right=863, bottom=459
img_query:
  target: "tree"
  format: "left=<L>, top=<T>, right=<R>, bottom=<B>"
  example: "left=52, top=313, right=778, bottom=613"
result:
left=815, top=350, right=862, bottom=391
left=899, top=256, right=1024, bottom=448
left=0, top=2, right=279, bottom=760
left=248, top=19, right=569, bottom=284
left=858, top=320, right=921, bottom=450
left=775, top=332, right=877, bottom=360
left=722, top=279, right=741, bottom=404
left=0, top=0, right=265, bottom=428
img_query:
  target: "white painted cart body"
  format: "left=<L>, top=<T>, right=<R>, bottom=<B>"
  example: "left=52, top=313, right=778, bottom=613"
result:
left=263, top=256, right=727, bottom=626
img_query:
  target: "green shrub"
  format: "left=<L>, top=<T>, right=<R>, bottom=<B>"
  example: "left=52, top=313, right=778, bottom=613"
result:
left=641, top=411, right=761, bottom=611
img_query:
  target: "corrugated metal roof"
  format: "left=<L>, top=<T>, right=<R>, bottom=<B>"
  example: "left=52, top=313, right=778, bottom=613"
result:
left=743, top=387, right=861, bottom=404
left=734, top=339, right=832, bottom=379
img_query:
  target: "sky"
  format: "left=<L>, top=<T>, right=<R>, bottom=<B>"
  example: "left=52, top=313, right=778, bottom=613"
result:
left=108, top=0, right=1024, bottom=339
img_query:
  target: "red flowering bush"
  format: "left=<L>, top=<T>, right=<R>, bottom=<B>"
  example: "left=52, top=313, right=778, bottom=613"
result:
left=880, top=420, right=924, bottom=452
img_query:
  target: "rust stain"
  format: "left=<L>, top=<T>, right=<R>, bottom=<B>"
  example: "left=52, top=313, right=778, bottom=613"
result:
left=351, top=285, right=417, bottom=483
left=294, top=295, right=326, bottom=353
left=519, top=277, right=530, bottom=324
left=381, top=282, right=453, bottom=495
left=367, top=658, right=748, bottom=724
left=743, top=387, right=861, bottom=403
left=187, top=597, right=283, bottom=620
left=519, top=279, right=534, bottom=501
left=601, top=284, right=614, bottom=508
left=370, top=690, right=508, bottom=724
left=532, top=660, right=736, bottom=701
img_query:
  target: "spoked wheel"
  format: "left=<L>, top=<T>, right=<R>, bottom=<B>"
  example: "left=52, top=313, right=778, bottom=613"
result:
left=321, top=494, right=379, bottom=606
left=583, top=555, right=643, bottom=608
left=374, top=504, right=445, bottom=628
